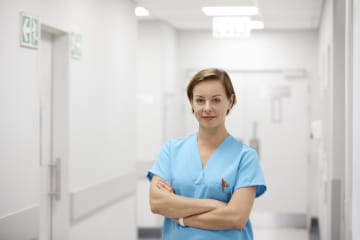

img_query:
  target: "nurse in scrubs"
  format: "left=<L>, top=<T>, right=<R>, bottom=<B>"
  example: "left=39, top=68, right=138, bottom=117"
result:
left=147, top=68, right=266, bottom=240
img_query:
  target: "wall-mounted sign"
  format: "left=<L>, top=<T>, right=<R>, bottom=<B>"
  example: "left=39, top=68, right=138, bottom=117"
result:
left=70, top=32, right=82, bottom=59
left=20, top=12, right=40, bottom=49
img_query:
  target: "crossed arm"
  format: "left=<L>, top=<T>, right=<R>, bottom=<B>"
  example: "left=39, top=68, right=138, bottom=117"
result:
left=149, top=175, right=256, bottom=230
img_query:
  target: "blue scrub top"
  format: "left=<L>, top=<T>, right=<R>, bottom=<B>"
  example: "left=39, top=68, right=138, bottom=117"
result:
left=147, top=133, right=266, bottom=240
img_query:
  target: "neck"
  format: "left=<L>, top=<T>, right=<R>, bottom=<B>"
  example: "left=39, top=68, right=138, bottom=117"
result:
left=197, top=126, right=228, bottom=146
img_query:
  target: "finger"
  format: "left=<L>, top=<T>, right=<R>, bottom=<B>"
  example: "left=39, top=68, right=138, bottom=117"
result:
left=158, top=181, right=174, bottom=192
left=159, top=180, right=173, bottom=189
left=157, top=182, right=173, bottom=193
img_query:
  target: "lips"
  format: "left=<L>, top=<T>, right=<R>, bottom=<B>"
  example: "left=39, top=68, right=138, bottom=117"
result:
left=202, top=116, right=216, bottom=120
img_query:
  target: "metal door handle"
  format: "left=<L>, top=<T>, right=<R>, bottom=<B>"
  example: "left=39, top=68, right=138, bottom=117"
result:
left=49, top=157, right=61, bottom=200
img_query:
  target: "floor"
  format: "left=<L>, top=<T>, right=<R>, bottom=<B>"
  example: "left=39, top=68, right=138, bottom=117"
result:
left=139, top=226, right=319, bottom=240
left=254, top=227, right=310, bottom=240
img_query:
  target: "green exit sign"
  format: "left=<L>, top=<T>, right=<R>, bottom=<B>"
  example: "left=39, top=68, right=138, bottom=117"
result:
left=20, top=12, right=40, bottom=49
left=70, top=32, right=82, bottom=59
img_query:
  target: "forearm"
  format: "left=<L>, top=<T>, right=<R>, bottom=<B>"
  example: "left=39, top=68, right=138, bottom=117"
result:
left=182, top=187, right=256, bottom=230
left=183, top=205, right=245, bottom=230
left=151, top=191, right=221, bottom=219
left=150, top=176, right=225, bottom=218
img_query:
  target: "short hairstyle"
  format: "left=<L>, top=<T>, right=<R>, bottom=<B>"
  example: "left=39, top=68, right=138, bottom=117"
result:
left=186, top=68, right=237, bottom=114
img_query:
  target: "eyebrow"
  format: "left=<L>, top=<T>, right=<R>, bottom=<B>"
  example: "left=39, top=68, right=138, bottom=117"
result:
left=194, top=94, right=223, bottom=98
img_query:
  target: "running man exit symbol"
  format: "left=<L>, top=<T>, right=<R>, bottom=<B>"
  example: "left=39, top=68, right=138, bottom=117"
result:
left=20, top=12, right=40, bottom=49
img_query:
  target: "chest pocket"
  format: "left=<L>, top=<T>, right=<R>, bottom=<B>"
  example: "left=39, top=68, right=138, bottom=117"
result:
left=205, top=178, right=233, bottom=202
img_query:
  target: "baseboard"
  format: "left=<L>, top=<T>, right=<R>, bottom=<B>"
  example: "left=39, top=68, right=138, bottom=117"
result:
left=138, top=227, right=162, bottom=239
left=310, top=217, right=320, bottom=240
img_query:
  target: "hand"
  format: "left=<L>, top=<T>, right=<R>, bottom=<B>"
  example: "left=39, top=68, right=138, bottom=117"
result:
left=156, top=179, right=175, bottom=193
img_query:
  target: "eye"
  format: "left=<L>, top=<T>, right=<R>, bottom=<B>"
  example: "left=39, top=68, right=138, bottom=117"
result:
left=195, top=98, right=205, bottom=104
left=212, top=98, right=221, bottom=103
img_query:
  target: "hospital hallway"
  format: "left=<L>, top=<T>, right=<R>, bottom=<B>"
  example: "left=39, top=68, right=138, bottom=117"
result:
left=1, top=0, right=360, bottom=240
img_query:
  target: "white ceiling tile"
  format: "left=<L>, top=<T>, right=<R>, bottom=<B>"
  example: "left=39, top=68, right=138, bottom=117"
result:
left=136, top=0, right=323, bottom=30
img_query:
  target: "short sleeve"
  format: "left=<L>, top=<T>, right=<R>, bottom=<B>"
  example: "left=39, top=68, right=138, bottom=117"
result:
left=235, top=148, right=266, bottom=198
left=146, top=141, right=172, bottom=183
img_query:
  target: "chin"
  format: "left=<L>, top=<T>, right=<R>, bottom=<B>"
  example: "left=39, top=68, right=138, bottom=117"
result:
left=200, top=123, right=219, bottom=129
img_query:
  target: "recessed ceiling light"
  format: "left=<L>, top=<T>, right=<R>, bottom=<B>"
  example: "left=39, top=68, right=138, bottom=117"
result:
left=202, top=6, right=259, bottom=16
left=135, top=6, right=150, bottom=17
left=212, top=17, right=251, bottom=38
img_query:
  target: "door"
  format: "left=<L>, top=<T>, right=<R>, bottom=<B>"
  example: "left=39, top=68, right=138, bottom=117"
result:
left=39, top=29, right=70, bottom=240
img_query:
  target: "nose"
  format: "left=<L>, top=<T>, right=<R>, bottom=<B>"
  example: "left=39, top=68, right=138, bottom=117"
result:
left=203, top=100, right=212, bottom=112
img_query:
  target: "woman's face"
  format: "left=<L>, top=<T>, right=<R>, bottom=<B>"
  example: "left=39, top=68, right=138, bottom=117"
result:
left=191, top=80, right=233, bottom=131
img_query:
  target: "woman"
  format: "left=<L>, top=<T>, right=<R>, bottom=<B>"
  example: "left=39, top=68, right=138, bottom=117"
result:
left=147, top=68, right=266, bottom=240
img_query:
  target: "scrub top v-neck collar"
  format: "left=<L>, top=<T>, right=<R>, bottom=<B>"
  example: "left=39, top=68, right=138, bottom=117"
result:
left=194, top=133, right=231, bottom=172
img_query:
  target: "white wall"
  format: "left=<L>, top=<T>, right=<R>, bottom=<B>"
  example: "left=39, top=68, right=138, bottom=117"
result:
left=0, top=0, right=41, bottom=223
left=0, top=0, right=138, bottom=239
left=68, top=0, right=137, bottom=239
left=351, top=2, right=360, bottom=240
left=346, top=0, right=360, bottom=239
left=178, top=30, right=318, bottom=217
left=317, top=0, right=350, bottom=239
left=136, top=20, right=180, bottom=227
left=316, top=1, right=333, bottom=238
left=136, top=21, right=173, bottom=163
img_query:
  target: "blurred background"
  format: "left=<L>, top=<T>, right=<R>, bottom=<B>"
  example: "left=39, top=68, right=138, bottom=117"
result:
left=0, top=0, right=359, bottom=240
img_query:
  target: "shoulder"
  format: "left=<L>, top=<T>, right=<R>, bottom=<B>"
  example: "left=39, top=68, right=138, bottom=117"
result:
left=228, top=135, right=257, bottom=155
left=162, top=134, right=196, bottom=152
left=161, top=133, right=196, bottom=151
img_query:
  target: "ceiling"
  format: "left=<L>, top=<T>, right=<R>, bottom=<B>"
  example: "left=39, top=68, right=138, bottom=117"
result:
left=134, top=0, right=324, bottom=31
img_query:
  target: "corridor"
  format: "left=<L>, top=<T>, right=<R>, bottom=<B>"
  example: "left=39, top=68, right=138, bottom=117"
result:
left=0, top=0, right=359, bottom=240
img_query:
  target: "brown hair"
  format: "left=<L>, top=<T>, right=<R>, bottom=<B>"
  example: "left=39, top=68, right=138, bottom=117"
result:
left=186, top=68, right=237, bottom=114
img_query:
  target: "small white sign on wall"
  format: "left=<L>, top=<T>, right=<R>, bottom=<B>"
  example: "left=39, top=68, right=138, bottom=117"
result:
left=70, top=32, right=82, bottom=59
left=20, top=12, right=40, bottom=49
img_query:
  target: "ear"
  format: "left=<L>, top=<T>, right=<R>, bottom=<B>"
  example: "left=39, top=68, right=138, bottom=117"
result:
left=226, top=94, right=234, bottom=115
left=190, top=99, right=195, bottom=113
left=229, top=94, right=235, bottom=108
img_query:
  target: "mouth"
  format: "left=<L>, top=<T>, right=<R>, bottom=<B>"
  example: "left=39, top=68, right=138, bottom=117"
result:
left=202, top=116, right=216, bottom=120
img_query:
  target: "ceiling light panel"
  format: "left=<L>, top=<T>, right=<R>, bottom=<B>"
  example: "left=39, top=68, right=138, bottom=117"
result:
left=212, top=16, right=251, bottom=38
left=135, top=6, right=150, bottom=17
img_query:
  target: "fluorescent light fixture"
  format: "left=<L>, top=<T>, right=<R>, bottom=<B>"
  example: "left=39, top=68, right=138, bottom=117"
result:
left=250, top=21, right=264, bottom=29
left=202, top=6, right=259, bottom=16
left=212, top=17, right=251, bottom=38
left=135, top=6, right=149, bottom=17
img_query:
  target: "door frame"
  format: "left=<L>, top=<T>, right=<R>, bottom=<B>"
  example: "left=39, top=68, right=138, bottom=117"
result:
left=40, top=24, right=70, bottom=240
